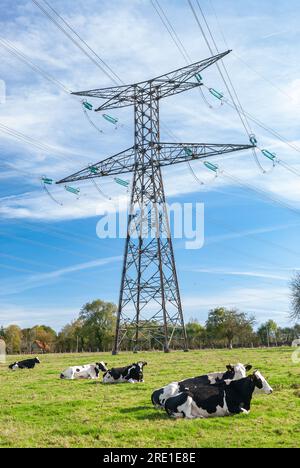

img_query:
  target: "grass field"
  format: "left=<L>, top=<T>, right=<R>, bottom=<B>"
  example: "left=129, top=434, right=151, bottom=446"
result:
left=0, top=348, right=299, bottom=448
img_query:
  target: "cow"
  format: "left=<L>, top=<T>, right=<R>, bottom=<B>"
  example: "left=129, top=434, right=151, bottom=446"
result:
left=164, top=370, right=273, bottom=419
left=151, top=363, right=252, bottom=409
left=8, top=357, right=40, bottom=370
left=60, top=361, right=108, bottom=380
left=102, top=362, right=147, bottom=384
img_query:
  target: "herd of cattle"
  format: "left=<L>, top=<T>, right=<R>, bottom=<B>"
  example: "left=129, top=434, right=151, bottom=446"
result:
left=7, top=358, right=273, bottom=420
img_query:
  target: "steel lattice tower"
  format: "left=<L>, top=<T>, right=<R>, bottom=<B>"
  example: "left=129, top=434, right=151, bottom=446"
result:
left=57, top=50, right=254, bottom=354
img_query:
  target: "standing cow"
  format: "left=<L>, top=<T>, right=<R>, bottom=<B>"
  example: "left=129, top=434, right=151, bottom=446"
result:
left=151, top=363, right=252, bottom=409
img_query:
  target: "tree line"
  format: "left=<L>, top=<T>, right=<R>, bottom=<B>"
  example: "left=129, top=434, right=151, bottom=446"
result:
left=1, top=299, right=299, bottom=354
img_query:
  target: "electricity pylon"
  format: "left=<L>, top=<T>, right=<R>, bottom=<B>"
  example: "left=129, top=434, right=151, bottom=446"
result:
left=57, top=50, right=254, bottom=354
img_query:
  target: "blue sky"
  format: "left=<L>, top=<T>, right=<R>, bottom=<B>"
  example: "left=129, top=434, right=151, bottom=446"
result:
left=0, top=0, right=300, bottom=331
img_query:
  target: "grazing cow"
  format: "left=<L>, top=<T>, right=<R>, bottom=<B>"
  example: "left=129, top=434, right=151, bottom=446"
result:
left=60, top=361, right=108, bottom=380
left=103, top=362, right=147, bottom=384
left=165, top=370, right=273, bottom=419
left=9, top=357, right=40, bottom=370
left=151, top=363, right=252, bottom=409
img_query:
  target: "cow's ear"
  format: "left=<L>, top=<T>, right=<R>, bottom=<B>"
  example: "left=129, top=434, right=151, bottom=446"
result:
left=143, top=362, right=147, bottom=366
left=105, top=362, right=108, bottom=366
left=226, top=364, right=234, bottom=371
left=245, top=364, right=252, bottom=372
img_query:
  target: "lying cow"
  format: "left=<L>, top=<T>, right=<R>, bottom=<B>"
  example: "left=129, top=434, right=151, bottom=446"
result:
left=151, top=363, right=252, bottom=409
left=165, top=370, right=273, bottom=419
left=60, top=361, right=108, bottom=380
left=103, top=362, right=147, bottom=384
left=9, top=357, right=40, bottom=370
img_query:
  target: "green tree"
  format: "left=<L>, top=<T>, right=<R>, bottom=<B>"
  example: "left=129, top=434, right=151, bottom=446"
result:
left=186, top=320, right=206, bottom=349
left=206, top=307, right=255, bottom=349
left=21, top=328, right=35, bottom=353
left=4, top=325, right=22, bottom=354
left=56, top=320, right=83, bottom=353
left=257, top=320, right=278, bottom=346
left=291, top=273, right=300, bottom=320
left=79, top=300, right=117, bottom=351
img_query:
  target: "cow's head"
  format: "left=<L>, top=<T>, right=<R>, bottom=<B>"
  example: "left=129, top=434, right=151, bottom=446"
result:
left=34, top=357, right=41, bottom=364
left=130, top=362, right=147, bottom=381
left=251, top=370, right=273, bottom=395
left=96, top=361, right=108, bottom=372
left=226, top=363, right=252, bottom=380
left=137, top=361, right=147, bottom=369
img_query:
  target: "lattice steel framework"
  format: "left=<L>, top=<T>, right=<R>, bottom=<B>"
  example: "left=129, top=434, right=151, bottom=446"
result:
left=57, top=50, right=254, bottom=354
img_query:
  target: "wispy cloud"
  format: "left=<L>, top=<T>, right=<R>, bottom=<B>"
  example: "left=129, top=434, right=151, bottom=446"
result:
left=186, top=267, right=289, bottom=281
left=0, top=0, right=300, bottom=221
left=205, top=222, right=299, bottom=246
left=182, top=284, right=291, bottom=326
left=0, top=255, right=122, bottom=296
left=0, top=0, right=299, bottom=329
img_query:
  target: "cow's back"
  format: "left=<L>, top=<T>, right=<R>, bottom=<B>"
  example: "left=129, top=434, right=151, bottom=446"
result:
left=189, top=383, right=224, bottom=411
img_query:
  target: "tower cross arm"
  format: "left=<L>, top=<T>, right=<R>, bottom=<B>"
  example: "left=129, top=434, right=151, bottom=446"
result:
left=157, top=142, right=255, bottom=167
left=71, top=50, right=231, bottom=111
left=56, top=146, right=136, bottom=184
left=56, top=142, right=254, bottom=184
left=153, top=50, right=231, bottom=99
left=72, top=85, right=137, bottom=111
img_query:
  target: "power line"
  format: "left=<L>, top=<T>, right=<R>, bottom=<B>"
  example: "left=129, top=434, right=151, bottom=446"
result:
left=191, top=0, right=268, bottom=174
left=152, top=1, right=300, bottom=208
left=32, top=0, right=121, bottom=85
left=0, top=122, right=70, bottom=157
left=187, top=0, right=252, bottom=138
left=41, top=0, right=124, bottom=85
left=222, top=170, right=300, bottom=217
left=187, top=0, right=300, bottom=174
left=0, top=122, right=97, bottom=164
left=151, top=0, right=211, bottom=108
left=0, top=37, right=71, bottom=93
left=208, top=0, right=296, bottom=103
left=3, top=4, right=300, bottom=245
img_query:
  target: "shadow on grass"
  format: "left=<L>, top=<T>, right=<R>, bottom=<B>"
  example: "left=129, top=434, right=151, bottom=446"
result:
left=118, top=406, right=167, bottom=421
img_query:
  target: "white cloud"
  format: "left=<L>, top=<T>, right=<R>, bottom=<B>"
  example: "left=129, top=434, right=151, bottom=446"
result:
left=0, top=0, right=299, bottom=330
left=0, top=0, right=300, bottom=222
left=0, top=303, right=79, bottom=330
left=182, top=284, right=291, bottom=326
left=186, top=267, right=289, bottom=282
left=205, top=222, right=300, bottom=246
left=0, top=255, right=122, bottom=296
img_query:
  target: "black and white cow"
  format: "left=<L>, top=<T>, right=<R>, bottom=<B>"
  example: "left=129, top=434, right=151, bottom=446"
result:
left=164, top=370, right=273, bottom=419
left=151, top=363, right=252, bottom=409
left=9, top=357, right=40, bottom=370
left=103, top=362, right=147, bottom=384
left=60, top=361, right=108, bottom=380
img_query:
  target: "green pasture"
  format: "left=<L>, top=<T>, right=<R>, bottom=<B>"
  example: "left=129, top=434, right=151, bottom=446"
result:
left=0, top=348, right=299, bottom=448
